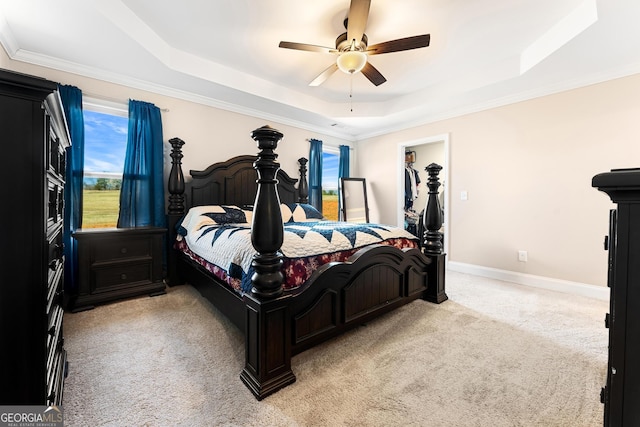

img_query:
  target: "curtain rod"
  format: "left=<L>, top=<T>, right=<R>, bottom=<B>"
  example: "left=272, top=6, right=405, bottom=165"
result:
left=83, top=93, right=169, bottom=112
left=305, top=138, right=353, bottom=148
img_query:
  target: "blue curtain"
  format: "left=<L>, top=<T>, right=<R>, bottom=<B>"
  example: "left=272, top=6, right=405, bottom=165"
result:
left=338, top=145, right=350, bottom=179
left=338, top=144, right=350, bottom=220
left=117, top=100, right=165, bottom=228
left=58, top=85, right=85, bottom=294
left=309, top=138, right=323, bottom=211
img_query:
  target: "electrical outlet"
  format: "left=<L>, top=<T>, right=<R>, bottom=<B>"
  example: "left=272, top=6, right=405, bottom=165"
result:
left=518, top=250, right=528, bottom=262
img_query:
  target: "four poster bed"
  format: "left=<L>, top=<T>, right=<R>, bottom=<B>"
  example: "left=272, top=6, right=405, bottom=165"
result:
left=165, top=125, right=448, bottom=400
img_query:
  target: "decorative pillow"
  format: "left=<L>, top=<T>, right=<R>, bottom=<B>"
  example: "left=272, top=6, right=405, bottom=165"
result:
left=176, top=205, right=251, bottom=237
left=280, top=203, right=325, bottom=223
left=201, top=205, right=250, bottom=224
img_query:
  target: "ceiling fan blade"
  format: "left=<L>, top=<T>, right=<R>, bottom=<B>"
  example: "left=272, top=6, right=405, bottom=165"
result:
left=309, top=63, right=339, bottom=86
left=366, top=34, right=430, bottom=55
left=361, top=62, right=386, bottom=86
left=279, top=41, right=337, bottom=54
left=346, top=0, right=371, bottom=45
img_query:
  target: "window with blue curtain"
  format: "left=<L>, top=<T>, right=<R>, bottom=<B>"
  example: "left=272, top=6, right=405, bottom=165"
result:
left=338, top=144, right=350, bottom=220
left=309, top=138, right=323, bottom=211
left=117, top=99, right=166, bottom=228
left=58, top=84, right=85, bottom=295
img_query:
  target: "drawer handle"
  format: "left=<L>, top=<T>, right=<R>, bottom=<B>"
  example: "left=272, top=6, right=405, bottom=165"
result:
left=120, top=247, right=128, bottom=254
left=120, top=273, right=127, bottom=280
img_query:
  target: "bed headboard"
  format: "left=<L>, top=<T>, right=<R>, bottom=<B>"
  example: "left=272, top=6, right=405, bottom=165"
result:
left=166, top=137, right=308, bottom=215
left=185, top=155, right=303, bottom=209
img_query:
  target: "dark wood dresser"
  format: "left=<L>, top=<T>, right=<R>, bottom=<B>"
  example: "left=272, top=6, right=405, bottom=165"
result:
left=593, top=168, right=640, bottom=426
left=0, top=69, right=69, bottom=404
left=70, top=227, right=166, bottom=311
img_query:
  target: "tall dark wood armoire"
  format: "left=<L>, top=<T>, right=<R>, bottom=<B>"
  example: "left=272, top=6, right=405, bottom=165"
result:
left=0, top=69, right=70, bottom=405
left=592, top=168, right=640, bottom=426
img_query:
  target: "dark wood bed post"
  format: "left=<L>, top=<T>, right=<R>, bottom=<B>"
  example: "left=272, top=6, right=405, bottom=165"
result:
left=166, top=137, right=186, bottom=286
left=423, top=163, right=448, bottom=303
left=248, top=125, right=285, bottom=298
left=241, top=125, right=296, bottom=400
left=297, top=157, right=309, bottom=203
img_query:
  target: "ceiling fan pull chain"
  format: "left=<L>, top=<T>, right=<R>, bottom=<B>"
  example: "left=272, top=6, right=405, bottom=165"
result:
left=350, top=75, right=354, bottom=112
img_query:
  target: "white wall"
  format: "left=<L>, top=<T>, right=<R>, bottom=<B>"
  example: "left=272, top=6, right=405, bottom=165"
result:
left=357, top=74, right=640, bottom=287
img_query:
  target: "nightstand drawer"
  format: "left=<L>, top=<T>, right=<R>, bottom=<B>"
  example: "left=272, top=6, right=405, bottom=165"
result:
left=93, top=237, right=154, bottom=262
left=93, top=260, right=153, bottom=292
left=71, top=227, right=166, bottom=310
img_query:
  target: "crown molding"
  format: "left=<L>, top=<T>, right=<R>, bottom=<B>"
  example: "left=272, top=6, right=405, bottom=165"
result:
left=3, top=39, right=640, bottom=143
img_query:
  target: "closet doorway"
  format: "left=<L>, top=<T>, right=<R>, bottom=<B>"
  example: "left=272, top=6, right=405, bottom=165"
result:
left=397, top=134, right=450, bottom=258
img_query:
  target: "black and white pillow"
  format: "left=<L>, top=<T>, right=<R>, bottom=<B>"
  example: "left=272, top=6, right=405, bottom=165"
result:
left=202, top=205, right=248, bottom=224
left=176, top=205, right=252, bottom=238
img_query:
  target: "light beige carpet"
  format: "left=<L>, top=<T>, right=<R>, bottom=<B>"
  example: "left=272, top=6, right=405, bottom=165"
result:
left=62, top=271, right=608, bottom=426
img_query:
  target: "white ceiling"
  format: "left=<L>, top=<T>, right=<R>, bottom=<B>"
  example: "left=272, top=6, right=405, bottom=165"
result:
left=1, top=0, right=639, bottom=140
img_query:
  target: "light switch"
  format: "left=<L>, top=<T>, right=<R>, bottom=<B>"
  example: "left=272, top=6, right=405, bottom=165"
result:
left=460, top=190, right=468, bottom=201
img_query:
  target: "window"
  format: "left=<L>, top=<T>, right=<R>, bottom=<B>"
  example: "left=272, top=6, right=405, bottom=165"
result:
left=82, top=104, right=128, bottom=228
left=322, top=148, right=339, bottom=220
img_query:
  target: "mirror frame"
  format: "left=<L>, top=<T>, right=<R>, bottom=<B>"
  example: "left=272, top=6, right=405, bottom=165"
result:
left=340, top=177, right=369, bottom=223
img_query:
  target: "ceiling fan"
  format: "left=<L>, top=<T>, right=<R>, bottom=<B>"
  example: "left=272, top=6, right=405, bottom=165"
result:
left=279, top=0, right=430, bottom=87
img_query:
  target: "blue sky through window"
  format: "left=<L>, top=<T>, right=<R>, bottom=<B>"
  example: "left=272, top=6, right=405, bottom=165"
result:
left=83, top=110, right=127, bottom=175
left=323, top=151, right=338, bottom=191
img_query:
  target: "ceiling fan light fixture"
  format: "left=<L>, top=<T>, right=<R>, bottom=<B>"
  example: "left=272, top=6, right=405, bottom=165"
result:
left=337, top=50, right=367, bottom=74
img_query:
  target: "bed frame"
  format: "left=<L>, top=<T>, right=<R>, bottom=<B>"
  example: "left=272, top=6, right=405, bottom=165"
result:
left=165, top=125, right=447, bottom=400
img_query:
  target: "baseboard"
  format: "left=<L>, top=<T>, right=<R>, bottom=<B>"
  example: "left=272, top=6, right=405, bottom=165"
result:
left=447, top=261, right=610, bottom=301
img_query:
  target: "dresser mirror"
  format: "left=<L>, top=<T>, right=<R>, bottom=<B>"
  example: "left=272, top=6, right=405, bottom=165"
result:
left=340, top=177, right=369, bottom=223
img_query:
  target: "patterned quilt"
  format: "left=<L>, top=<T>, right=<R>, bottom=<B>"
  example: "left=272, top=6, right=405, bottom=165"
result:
left=176, top=204, right=419, bottom=293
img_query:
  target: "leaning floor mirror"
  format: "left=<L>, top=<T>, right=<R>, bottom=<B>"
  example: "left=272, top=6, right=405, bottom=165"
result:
left=340, top=177, right=369, bottom=223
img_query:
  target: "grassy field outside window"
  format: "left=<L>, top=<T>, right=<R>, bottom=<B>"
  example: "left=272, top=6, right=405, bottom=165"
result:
left=83, top=191, right=340, bottom=227
left=82, top=189, right=120, bottom=228
left=322, top=192, right=338, bottom=221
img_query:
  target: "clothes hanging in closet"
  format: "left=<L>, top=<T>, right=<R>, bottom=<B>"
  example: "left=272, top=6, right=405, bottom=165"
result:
left=405, top=165, right=420, bottom=210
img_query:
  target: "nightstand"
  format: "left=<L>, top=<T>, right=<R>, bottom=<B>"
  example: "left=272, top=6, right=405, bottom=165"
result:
left=70, top=227, right=166, bottom=311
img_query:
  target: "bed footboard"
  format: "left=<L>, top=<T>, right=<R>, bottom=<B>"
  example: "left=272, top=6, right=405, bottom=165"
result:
left=240, top=243, right=432, bottom=400
left=239, top=126, right=447, bottom=400
left=290, top=244, right=431, bottom=353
